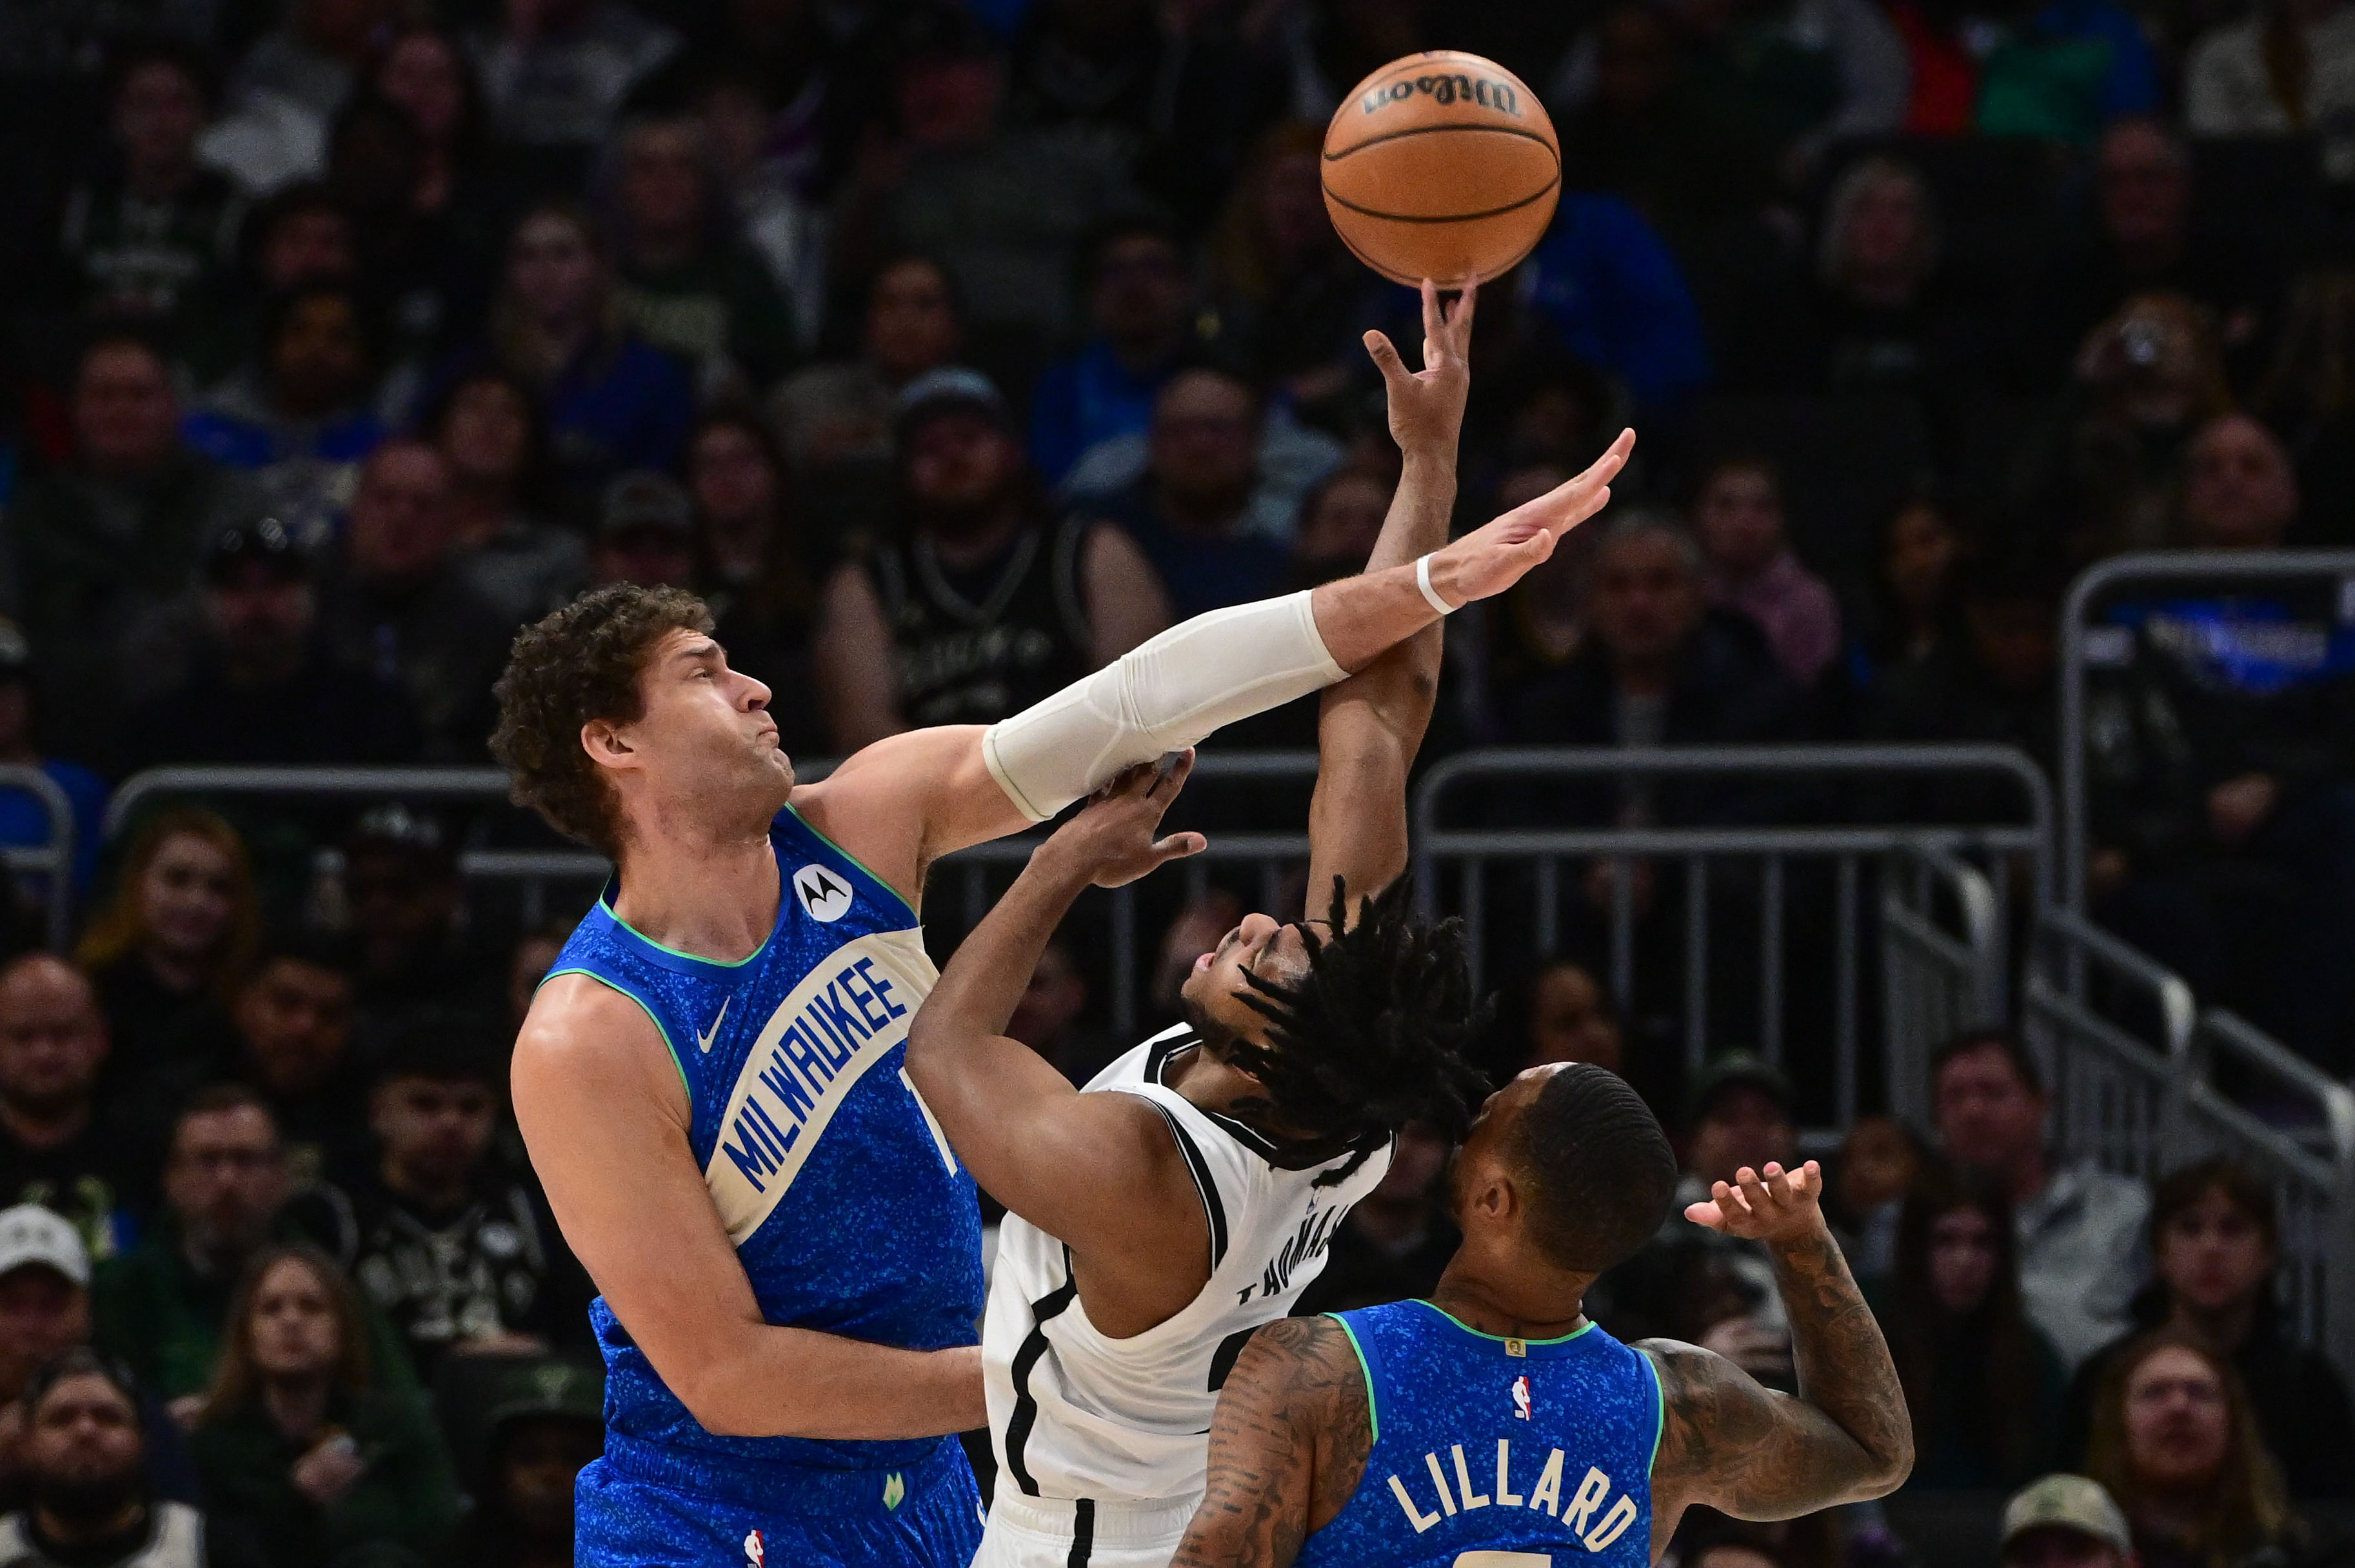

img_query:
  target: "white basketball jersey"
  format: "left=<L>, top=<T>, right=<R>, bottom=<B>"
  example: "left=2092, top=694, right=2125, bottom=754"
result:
left=982, top=1024, right=1394, bottom=1506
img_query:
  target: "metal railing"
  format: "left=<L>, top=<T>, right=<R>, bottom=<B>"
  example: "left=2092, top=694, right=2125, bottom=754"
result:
left=1881, top=844, right=2006, bottom=1128
left=2059, top=549, right=2355, bottom=910
left=2029, top=907, right=2355, bottom=1372
left=0, top=765, right=75, bottom=950
left=1411, top=744, right=2048, bottom=1126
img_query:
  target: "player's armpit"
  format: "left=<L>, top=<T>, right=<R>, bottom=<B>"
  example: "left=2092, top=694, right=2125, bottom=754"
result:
left=514, top=975, right=983, bottom=1440
left=791, top=725, right=1028, bottom=909
left=1174, top=1316, right=1374, bottom=1568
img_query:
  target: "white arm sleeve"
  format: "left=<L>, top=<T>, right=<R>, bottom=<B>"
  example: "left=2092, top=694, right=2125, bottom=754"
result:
left=981, top=590, right=1346, bottom=822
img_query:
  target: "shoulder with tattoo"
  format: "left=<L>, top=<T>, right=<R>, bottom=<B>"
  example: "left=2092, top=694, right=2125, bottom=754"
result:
left=1175, top=1316, right=1375, bottom=1568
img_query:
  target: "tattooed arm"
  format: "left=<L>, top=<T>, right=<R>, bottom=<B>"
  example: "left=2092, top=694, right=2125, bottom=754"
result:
left=1641, top=1162, right=1914, bottom=1560
left=1173, top=1316, right=1375, bottom=1568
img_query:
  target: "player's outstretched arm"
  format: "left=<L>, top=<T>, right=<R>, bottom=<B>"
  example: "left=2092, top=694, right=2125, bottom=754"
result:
left=1640, top=1162, right=1913, bottom=1556
left=1172, top=1316, right=1373, bottom=1568
left=513, top=977, right=982, bottom=1440
left=904, top=758, right=1209, bottom=1253
left=793, top=435, right=1631, bottom=908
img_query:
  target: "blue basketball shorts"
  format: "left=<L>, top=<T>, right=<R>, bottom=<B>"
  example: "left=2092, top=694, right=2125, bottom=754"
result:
left=577, top=1431, right=984, bottom=1568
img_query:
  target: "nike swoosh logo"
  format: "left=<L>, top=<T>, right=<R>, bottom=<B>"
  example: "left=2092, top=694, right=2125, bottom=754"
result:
left=697, top=997, right=730, bottom=1054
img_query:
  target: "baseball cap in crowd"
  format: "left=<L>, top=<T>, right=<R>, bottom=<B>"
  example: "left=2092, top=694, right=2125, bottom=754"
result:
left=598, top=471, right=694, bottom=541
left=2000, top=1474, right=2132, bottom=1559
left=894, top=366, right=1015, bottom=443
left=0, top=1204, right=91, bottom=1288
left=486, top=1357, right=604, bottom=1433
left=1684, top=1051, right=1794, bottom=1127
left=205, top=517, right=308, bottom=584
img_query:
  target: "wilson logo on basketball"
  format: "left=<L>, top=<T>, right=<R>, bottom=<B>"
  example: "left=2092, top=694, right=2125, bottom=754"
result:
left=1360, top=72, right=1520, bottom=116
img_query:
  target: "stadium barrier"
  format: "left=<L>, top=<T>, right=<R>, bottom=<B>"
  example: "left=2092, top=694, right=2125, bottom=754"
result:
left=0, top=764, right=76, bottom=951
left=2058, top=548, right=2355, bottom=911
left=2028, top=907, right=2355, bottom=1374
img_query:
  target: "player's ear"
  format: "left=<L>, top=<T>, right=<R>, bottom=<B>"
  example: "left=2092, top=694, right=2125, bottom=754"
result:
left=581, top=719, right=637, bottom=771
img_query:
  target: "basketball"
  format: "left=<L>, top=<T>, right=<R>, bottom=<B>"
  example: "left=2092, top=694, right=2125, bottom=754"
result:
left=1322, top=51, right=1561, bottom=288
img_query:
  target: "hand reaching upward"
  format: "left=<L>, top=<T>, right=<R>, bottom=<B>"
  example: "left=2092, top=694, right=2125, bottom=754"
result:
left=1685, top=1160, right=1827, bottom=1244
left=1364, top=279, right=1474, bottom=459
left=1426, top=428, right=1636, bottom=607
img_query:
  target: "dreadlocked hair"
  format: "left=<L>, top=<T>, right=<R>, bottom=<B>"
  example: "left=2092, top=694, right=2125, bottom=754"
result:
left=1222, top=875, right=1493, bottom=1186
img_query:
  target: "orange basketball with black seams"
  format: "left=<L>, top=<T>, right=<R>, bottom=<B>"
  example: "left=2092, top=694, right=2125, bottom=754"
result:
left=1322, top=50, right=1562, bottom=288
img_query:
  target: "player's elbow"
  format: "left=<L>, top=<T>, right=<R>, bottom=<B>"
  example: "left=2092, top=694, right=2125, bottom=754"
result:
left=1854, top=1427, right=1915, bottom=1500
left=675, top=1369, right=768, bottom=1438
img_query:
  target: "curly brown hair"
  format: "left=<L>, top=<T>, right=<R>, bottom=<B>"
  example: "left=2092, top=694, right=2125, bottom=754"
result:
left=490, top=584, right=714, bottom=857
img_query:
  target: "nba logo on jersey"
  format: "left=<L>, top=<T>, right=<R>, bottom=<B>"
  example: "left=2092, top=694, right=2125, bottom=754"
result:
left=1511, top=1376, right=1533, bottom=1420
left=793, top=864, right=852, bottom=922
left=742, top=1529, right=764, bottom=1568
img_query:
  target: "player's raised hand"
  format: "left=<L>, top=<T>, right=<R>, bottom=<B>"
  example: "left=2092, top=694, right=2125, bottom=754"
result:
left=1685, top=1161, right=1828, bottom=1244
left=1363, top=277, right=1474, bottom=459
left=1426, top=427, right=1635, bottom=606
left=1041, top=751, right=1207, bottom=889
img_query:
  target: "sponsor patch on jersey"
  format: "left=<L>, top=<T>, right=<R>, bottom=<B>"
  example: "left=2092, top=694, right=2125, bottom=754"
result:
left=701, top=928, right=938, bottom=1241
left=793, top=864, right=853, bottom=922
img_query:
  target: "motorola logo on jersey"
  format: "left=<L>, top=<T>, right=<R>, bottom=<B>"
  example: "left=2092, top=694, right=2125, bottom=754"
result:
left=793, top=864, right=853, bottom=922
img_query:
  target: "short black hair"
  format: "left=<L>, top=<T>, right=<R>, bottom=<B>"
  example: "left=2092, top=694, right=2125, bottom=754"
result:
left=1931, top=1027, right=2043, bottom=1097
left=1511, top=1062, right=1678, bottom=1273
left=21, top=1348, right=142, bottom=1424
left=1217, top=878, right=1491, bottom=1185
left=373, top=1010, right=503, bottom=1091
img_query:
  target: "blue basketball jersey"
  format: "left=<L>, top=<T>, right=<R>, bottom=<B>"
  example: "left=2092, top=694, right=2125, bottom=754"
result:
left=1297, top=1300, right=1663, bottom=1568
left=544, top=806, right=984, bottom=1484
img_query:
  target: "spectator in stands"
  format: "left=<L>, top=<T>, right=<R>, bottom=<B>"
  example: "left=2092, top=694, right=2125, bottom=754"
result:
left=1996, top=1474, right=2136, bottom=1568
left=462, top=203, right=695, bottom=513
left=2253, top=270, right=2355, bottom=543
left=1456, top=461, right=1593, bottom=743
left=1867, top=550, right=2068, bottom=820
left=352, top=1025, right=582, bottom=1384
left=830, top=5, right=1140, bottom=353
left=1798, top=155, right=1989, bottom=404
left=1933, top=1029, right=2150, bottom=1370
left=1691, top=456, right=1841, bottom=689
left=2083, top=1330, right=2291, bottom=1568
left=2065, top=1158, right=2355, bottom=1498
left=0, top=1349, right=228, bottom=1568
left=227, top=0, right=377, bottom=135
left=346, top=30, right=502, bottom=358
left=1005, top=938, right=1112, bottom=1088
left=1206, top=122, right=1382, bottom=430
left=340, top=806, right=497, bottom=1026
left=59, top=46, right=242, bottom=339
left=1079, top=366, right=1295, bottom=619
left=120, top=519, right=424, bottom=771
left=0, top=1207, right=95, bottom=1421
left=2032, top=119, right=2277, bottom=385
left=1673, top=0, right=1910, bottom=172
left=769, top=253, right=963, bottom=481
left=464, top=0, right=679, bottom=181
left=1293, top=1121, right=1458, bottom=1315
left=181, top=184, right=359, bottom=386
left=2187, top=0, right=2355, bottom=184
left=813, top=368, right=1169, bottom=748
left=1517, top=959, right=1624, bottom=1076
left=589, top=470, right=698, bottom=593
left=371, top=26, right=491, bottom=232
left=1591, top=1055, right=1798, bottom=1385
left=192, top=1244, right=461, bottom=1568
left=606, top=111, right=798, bottom=398
left=75, top=813, right=254, bottom=1097
left=0, top=958, right=138, bottom=1259
left=1029, top=212, right=1198, bottom=487
left=206, top=938, right=366, bottom=1187
left=1498, top=511, right=1803, bottom=816
left=0, top=623, right=106, bottom=897
left=435, top=1356, right=602, bottom=1568
left=7, top=335, right=251, bottom=768
left=182, top=282, right=388, bottom=545
left=95, top=1087, right=381, bottom=1411
left=1848, top=494, right=1962, bottom=693
left=2086, top=437, right=2355, bottom=1062
left=423, top=370, right=586, bottom=627
left=1874, top=1163, right=2066, bottom=1489
left=682, top=413, right=824, bottom=756
left=1518, top=194, right=1711, bottom=408
left=2177, top=413, right=2300, bottom=548
left=688, top=62, right=826, bottom=353
left=1832, top=1114, right=1921, bottom=1280
left=314, top=441, right=513, bottom=762
left=1972, top=0, right=2161, bottom=143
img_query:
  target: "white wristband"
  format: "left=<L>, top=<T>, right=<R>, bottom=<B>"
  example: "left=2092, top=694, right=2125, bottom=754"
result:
left=1416, top=553, right=1456, bottom=616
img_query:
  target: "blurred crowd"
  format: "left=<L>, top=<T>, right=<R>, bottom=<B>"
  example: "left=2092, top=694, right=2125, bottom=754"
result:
left=0, top=0, right=2344, bottom=1562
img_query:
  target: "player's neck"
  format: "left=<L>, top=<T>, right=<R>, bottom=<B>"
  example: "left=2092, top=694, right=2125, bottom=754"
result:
left=1428, top=1245, right=1594, bottom=1342
left=611, top=825, right=781, bottom=964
